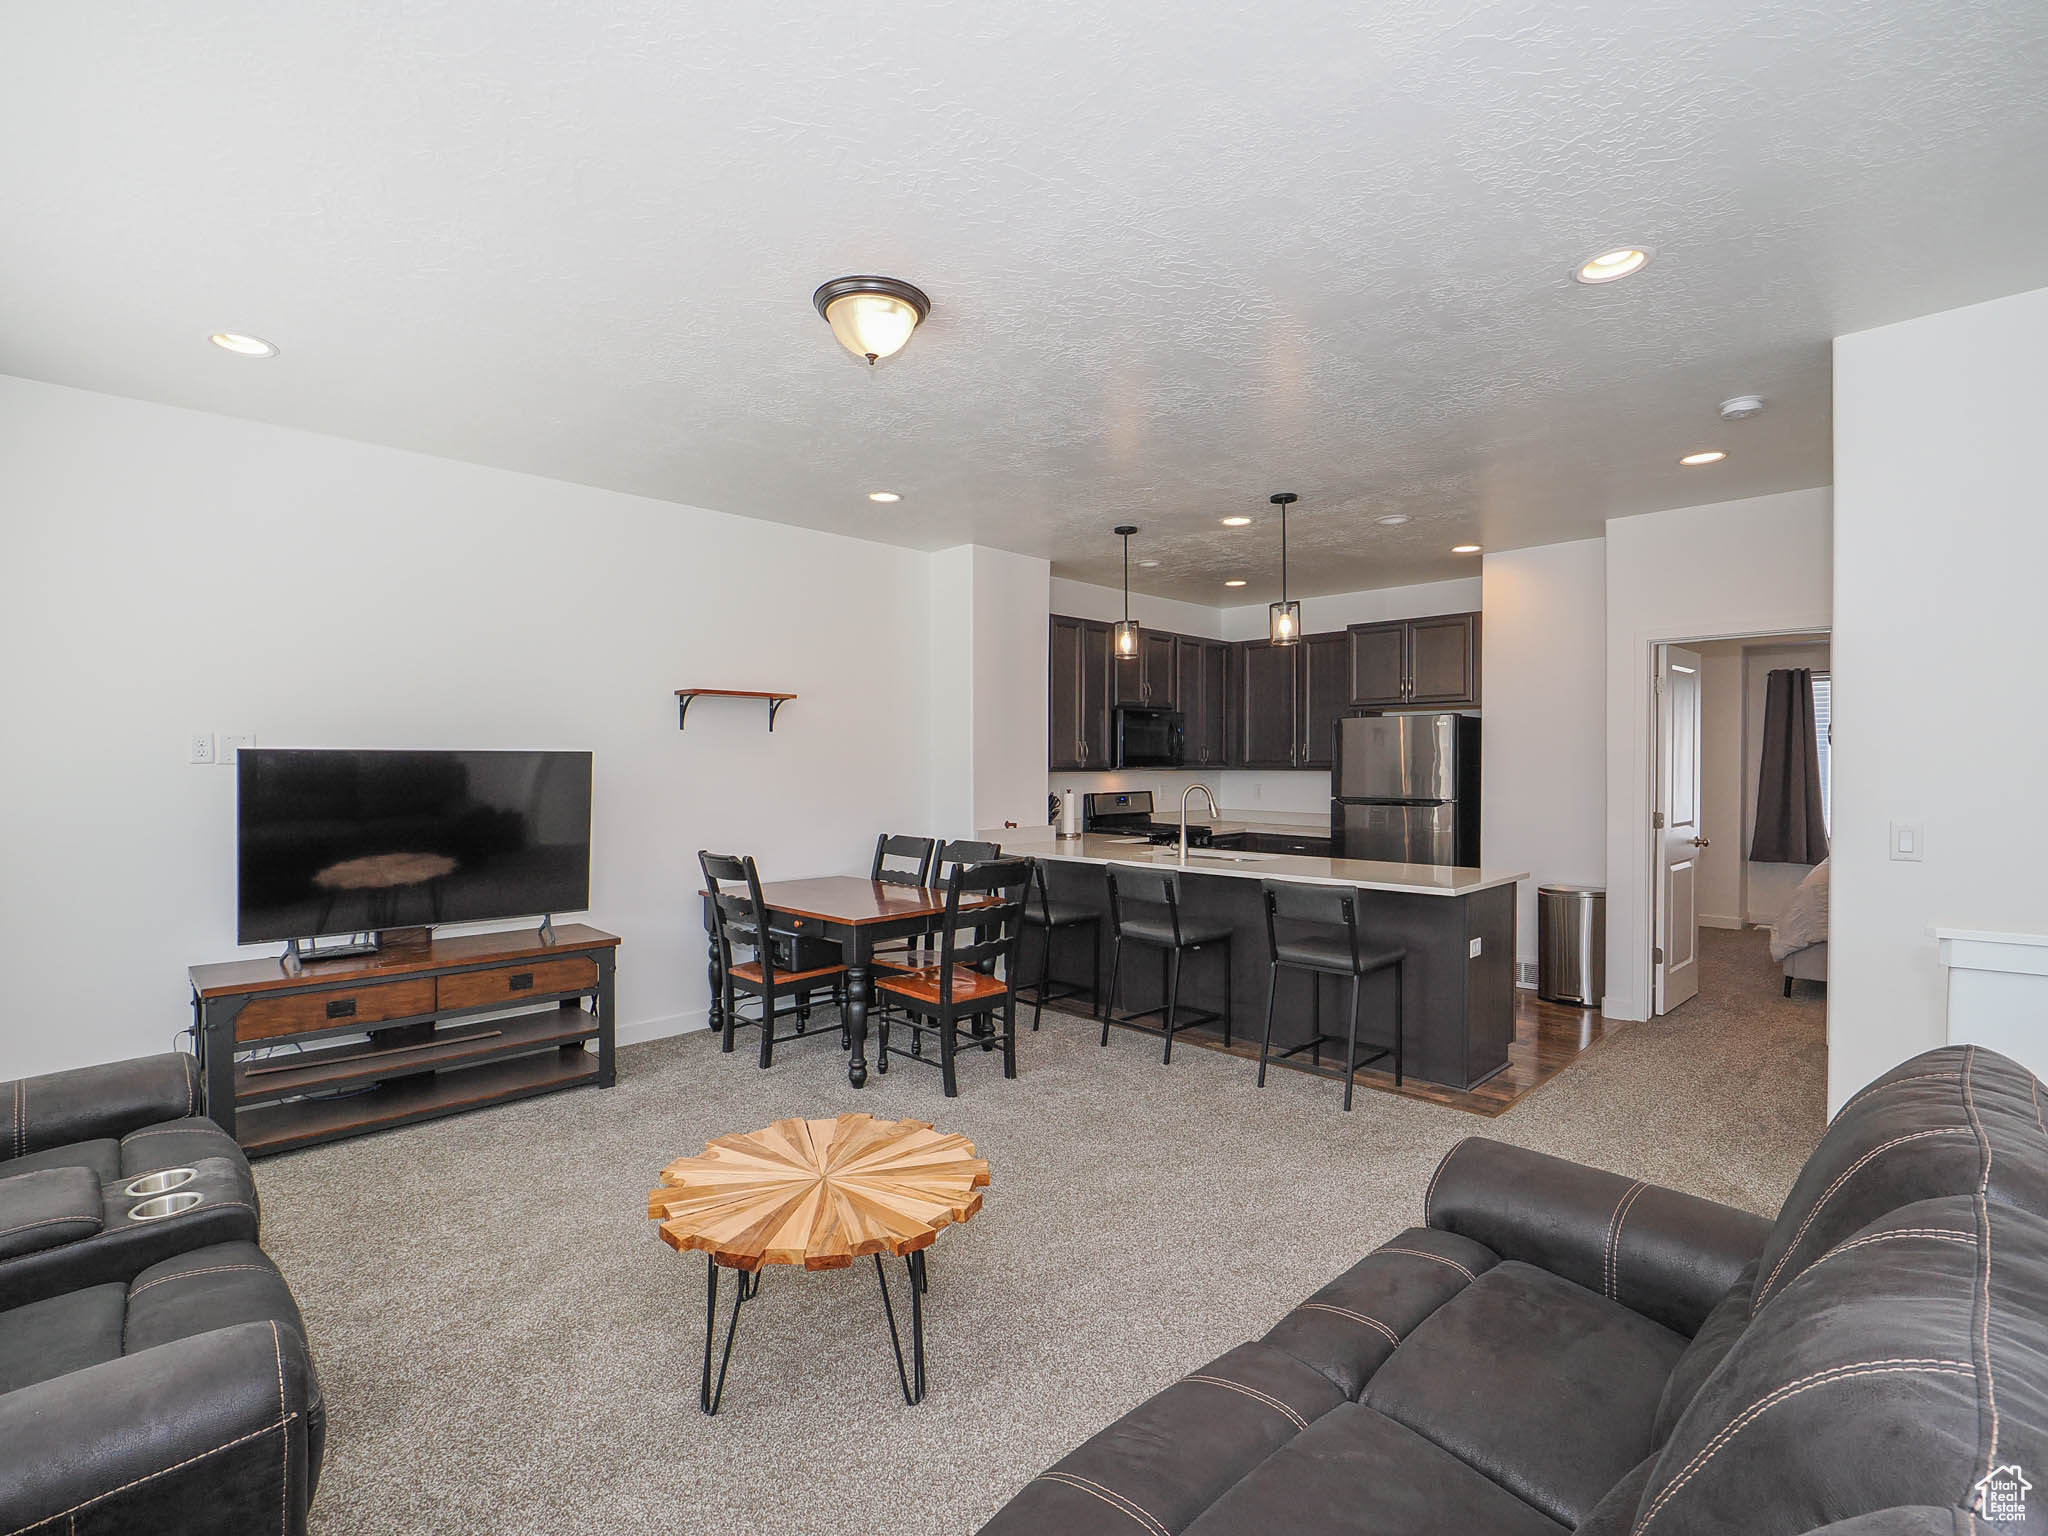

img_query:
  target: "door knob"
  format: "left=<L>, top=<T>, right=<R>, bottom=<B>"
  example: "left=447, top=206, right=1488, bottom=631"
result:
left=1689, top=835, right=1711, bottom=848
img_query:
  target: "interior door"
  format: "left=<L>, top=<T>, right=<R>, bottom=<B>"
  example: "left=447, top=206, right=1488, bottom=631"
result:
left=1654, top=645, right=1704, bottom=1013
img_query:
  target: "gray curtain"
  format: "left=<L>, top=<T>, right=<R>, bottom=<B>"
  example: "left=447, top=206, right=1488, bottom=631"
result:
left=1750, top=667, right=1830, bottom=864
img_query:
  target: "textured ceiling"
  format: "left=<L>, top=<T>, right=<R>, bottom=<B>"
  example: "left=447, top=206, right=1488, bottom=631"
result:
left=3, top=1, right=2046, bottom=600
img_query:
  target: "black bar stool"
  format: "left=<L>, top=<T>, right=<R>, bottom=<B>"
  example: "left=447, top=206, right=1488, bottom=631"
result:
left=1102, top=867, right=1232, bottom=1063
left=1020, top=860, right=1102, bottom=1029
left=1256, top=880, right=1404, bottom=1110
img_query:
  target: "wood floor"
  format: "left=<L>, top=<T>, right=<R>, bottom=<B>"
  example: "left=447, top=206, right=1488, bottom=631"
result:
left=1163, top=989, right=1622, bottom=1117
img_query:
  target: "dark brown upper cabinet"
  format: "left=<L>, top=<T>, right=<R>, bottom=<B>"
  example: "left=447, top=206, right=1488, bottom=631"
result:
left=1049, top=615, right=1115, bottom=769
left=1298, top=632, right=1351, bottom=769
left=1236, top=640, right=1300, bottom=768
left=1348, top=612, right=1482, bottom=709
left=1175, top=637, right=1231, bottom=768
left=1113, top=629, right=1179, bottom=709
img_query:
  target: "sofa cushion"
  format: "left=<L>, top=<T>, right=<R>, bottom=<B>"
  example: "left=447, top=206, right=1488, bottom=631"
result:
left=0, top=1282, right=127, bottom=1396
left=1262, top=1226, right=1497, bottom=1399
left=0, top=1166, right=104, bottom=1260
left=975, top=1340, right=1345, bottom=1536
left=2, top=1137, right=121, bottom=1181
left=1362, top=1260, right=1687, bottom=1527
left=1750, top=1044, right=2048, bottom=1316
left=1637, top=1195, right=2048, bottom=1535
left=1654, top=1257, right=1760, bottom=1442
left=1179, top=1402, right=1566, bottom=1536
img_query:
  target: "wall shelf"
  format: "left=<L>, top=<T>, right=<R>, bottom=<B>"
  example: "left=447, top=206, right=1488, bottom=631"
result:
left=676, top=688, right=797, bottom=731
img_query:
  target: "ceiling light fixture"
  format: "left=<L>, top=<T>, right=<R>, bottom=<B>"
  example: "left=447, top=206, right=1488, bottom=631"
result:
left=1112, top=525, right=1142, bottom=661
left=1138, top=559, right=1161, bottom=568
left=1573, top=247, right=1651, bottom=285
left=1719, top=395, right=1765, bottom=421
left=1679, top=450, right=1728, bottom=466
left=812, top=275, right=930, bottom=365
left=1376, top=514, right=1410, bottom=526
left=1221, top=516, right=1252, bottom=527
left=1452, top=543, right=1482, bottom=554
left=1268, top=493, right=1302, bottom=646
left=1224, top=579, right=1247, bottom=588
left=209, top=332, right=277, bottom=357
left=866, top=491, right=900, bottom=503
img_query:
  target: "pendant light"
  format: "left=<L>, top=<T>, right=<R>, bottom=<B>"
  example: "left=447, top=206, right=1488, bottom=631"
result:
left=1268, top=493, right=1302, bottom=645
left=1112, top=525, right=1142, bottom=661
left=812, top=276, right=931, bottom=365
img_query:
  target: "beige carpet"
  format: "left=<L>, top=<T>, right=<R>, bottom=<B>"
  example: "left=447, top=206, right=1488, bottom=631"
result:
left=258, top=927, right=1825, bottom=1536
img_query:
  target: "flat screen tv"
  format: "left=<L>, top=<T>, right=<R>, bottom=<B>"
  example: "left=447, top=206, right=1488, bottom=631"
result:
left=237, top=748, right=592, bottom=944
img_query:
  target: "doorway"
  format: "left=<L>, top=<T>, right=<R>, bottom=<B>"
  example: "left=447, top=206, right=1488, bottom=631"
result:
left=1652, top=630, right=1831, bottom=1014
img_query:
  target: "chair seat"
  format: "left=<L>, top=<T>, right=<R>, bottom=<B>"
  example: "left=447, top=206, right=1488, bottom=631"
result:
left=1118, top=916, right=1233, bottom=949
left=1274, top=933, right=1405, bottom=974
left=1024, top=901, right=1099, bottom=928
left=727, top=960, right=847, bottom=988
left=876, top=966, right=1011, bottom=1006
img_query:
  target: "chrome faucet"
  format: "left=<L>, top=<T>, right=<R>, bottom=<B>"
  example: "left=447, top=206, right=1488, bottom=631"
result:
left=1179, top=783, right=1218, bottom=866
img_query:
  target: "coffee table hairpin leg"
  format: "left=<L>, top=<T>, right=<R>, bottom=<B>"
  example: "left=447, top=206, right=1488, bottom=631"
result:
left=700, top=1259, right=760, bottom=1415
left=874, top=1249, right=928, bottom=1406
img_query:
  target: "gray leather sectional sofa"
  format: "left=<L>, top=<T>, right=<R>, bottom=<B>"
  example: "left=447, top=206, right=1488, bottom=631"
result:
left=980, top=1043, right=2046, bottom=1535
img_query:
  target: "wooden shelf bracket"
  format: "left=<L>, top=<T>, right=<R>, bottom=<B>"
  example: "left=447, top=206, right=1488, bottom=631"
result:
left=675, top=689, right=797, bottom=732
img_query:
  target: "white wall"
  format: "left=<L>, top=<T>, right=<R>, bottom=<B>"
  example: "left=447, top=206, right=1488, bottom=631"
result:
left=1603, top=488, right=1834, bottom=1021
left=1480, top=540, right=1606, bottom=976
left=966, top=545, right=1051, bottom=836
left=1830, top=283, right=2048, bottom=1111
left=1048, top=577, right=1224, bottom=638
left=0, top=376, right=938, bottom=1078
left=1696, top=644, right=1746, bottom=927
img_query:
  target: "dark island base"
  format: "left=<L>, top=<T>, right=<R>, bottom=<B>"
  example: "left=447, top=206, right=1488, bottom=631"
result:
left=1028, top=862, right=1517, bottom=1093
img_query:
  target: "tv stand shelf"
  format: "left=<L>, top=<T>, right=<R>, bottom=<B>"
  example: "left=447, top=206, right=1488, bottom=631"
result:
left=190, top=924, right=619, bottom=1156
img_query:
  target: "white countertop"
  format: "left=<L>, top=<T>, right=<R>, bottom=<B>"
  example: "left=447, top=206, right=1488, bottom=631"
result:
left=983, top=828, right=1526, bottom=898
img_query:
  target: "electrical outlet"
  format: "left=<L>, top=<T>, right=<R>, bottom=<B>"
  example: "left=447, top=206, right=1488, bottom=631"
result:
left=188, top=732, right=215, bottom=765
left=218, top=731, right=256, bottom=764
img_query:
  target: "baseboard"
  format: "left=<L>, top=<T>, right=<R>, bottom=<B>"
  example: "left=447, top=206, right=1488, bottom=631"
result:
left=1699, top=913, right=1745, bottom=931
left=615, top=1009, right=709, bottom=1047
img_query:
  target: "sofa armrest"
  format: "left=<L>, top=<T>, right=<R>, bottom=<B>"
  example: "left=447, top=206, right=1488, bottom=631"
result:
left=4, top=1053, right=202, bottom=1161
left=0, top=1321, right=316, bottom=1536
left=1424, top=1137, right=1771, bottom=1335
left=0, top=1166, right=104, bottom=1259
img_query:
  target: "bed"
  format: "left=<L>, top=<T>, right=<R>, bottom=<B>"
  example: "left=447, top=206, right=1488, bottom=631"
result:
left=1770, top=858, right=1829, bottom=996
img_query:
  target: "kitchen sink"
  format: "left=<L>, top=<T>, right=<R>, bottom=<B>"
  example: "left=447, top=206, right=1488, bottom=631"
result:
left=1135, top=847, right=1279, bottom=863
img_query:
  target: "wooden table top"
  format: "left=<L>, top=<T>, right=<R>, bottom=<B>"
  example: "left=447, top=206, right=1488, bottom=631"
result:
left=726, top=876, right=996, bottom=927
left=190, top=923, right=620, bottom=997
left=648, top=1113, right=989, bottom=1272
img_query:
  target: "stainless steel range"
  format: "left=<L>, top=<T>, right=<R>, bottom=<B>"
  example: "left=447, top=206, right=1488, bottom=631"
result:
left=1081, top=790, right=1217, bottom=847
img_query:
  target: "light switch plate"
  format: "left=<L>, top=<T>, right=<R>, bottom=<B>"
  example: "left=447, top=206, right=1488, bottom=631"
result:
left=1890, top=819, right=1924, bottom=862
left=218, top=731, right=256, bottom=764
left=1468, top=937, right=1483, bottom=958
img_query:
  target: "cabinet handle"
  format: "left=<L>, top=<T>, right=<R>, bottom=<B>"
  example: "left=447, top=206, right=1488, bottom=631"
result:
left=509, top=972, right=534, bottom=990
left=324, top=998, right=357, bottom=1020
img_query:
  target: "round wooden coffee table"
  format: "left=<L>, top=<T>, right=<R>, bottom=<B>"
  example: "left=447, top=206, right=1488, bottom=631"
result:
left=648, top=1112, right=989, bottom=1412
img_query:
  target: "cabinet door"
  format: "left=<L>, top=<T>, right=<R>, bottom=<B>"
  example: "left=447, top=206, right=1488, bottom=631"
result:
left=1174, top=639, right=1208, bottom=763
left=1111, top=632, right=1146, bottom=706
left=1200, top=641, right=1231, bottom=767
left=1238, top=641, right=1300, bottom=768
left=1049, top=616, right=1085, bottom=770
left=1409, top=613, right=1481, bottom=705
left=1079, top=621, right=1113, bottom=766
left=1298, top=632, right=1351, bottom=769
left=1348, top=621, right=1409, bottom=707
left=1142, top=630, right=1178, bottom=708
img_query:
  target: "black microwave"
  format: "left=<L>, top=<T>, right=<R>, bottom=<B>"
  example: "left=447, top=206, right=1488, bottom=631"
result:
left=1114, top=706, right=1185, bottom=769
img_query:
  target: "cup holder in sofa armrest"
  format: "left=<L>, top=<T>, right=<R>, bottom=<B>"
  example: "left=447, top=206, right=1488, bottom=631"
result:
left=0, top=1166, right=107, bottom=1259
left=128, top=1191, right=205, bottom=1222
left=122, top=1168, right=199, bottom=1199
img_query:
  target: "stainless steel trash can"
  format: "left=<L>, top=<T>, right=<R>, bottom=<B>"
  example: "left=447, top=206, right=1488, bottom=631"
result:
left=1537, top=885, right=1605, bottom=1006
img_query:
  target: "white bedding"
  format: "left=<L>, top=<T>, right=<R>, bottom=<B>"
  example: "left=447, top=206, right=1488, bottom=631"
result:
left=1770, top=859, right=1830, bottom=962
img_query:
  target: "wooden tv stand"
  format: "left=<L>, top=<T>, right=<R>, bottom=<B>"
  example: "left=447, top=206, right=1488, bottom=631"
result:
left=189, top=924, right=618, bottom=1157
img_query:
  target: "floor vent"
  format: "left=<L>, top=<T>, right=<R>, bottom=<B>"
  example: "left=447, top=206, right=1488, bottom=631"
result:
left=1516, top=959, right=1539, bottom=989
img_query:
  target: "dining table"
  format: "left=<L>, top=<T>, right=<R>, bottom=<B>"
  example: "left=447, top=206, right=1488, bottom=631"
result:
left=702, top=875, right=996, bottom=1088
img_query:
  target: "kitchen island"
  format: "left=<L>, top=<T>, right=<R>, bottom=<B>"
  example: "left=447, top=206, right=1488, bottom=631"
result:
left=992, top=829, right=1527, bottom=1093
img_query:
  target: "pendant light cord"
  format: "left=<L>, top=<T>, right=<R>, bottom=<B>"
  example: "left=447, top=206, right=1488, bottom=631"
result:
left=1123, top=531, right=1131, bottom=622
left=1280, top=502, right=1288, bottom=606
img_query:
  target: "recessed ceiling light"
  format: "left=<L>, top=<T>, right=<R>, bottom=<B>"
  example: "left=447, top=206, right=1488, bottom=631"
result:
left=1376, top=514, right=1411, bottom=526
left=1573, top=247, right=1651, bottom=285
left=209, top=332, right=277, bottom=357
left=1224, top=579, right=1247, bottom=587
left=866, top=490, right=900, bottom=503
left=1451, top=544, right=1482, bottom=554
left=1220, top=516, right=1252, bottom=527
left=1137, top=559, right=1160, bottom=568
left=1678, top=450, right=1727, bottom=467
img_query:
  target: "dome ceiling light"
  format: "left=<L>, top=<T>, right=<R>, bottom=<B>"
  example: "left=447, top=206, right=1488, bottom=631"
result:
left=812, top=275, right=930, bottom=365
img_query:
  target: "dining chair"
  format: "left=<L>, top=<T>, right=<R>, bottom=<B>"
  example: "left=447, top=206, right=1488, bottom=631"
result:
left=874, top=859, right=1032, bottom=1096
left=699, top=851, right=850, bottom=1069
left=871, top=834, right=938, bottom=888
left=1019, top=859, right=1101, bottom=1028
left=1102, top=867, right=1232, bottom=1063
left=1256, top=879, right=1405, bottom=1110
left=873, top=838, right=1000, bottom=973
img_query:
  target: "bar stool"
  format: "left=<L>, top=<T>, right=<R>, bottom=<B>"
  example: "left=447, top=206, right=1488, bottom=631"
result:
left=1102, top=866, right=1232, bottom=1063
left=1256, top=880, right=1404, bottom=1110
left=1020, top=860, right=1101, bottom=1028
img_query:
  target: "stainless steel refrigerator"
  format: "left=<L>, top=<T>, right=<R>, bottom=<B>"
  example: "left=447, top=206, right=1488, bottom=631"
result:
left=1331, top=713, right=1481, bottom=866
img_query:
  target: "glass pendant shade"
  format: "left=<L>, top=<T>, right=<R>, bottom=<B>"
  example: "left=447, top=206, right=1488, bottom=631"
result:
left=813, top=277, right=931, bottom=365
left=1269, top=600, right=1302, bottom=645
left=1113, top=618, right=1141, bottom=658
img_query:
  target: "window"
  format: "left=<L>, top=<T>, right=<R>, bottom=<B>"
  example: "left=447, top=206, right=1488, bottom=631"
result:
left=1812, top=672, right=1832, bottom=833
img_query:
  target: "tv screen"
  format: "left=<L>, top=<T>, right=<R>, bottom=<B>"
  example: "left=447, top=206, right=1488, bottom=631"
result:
left=237, top=749, right=592, bottom=943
